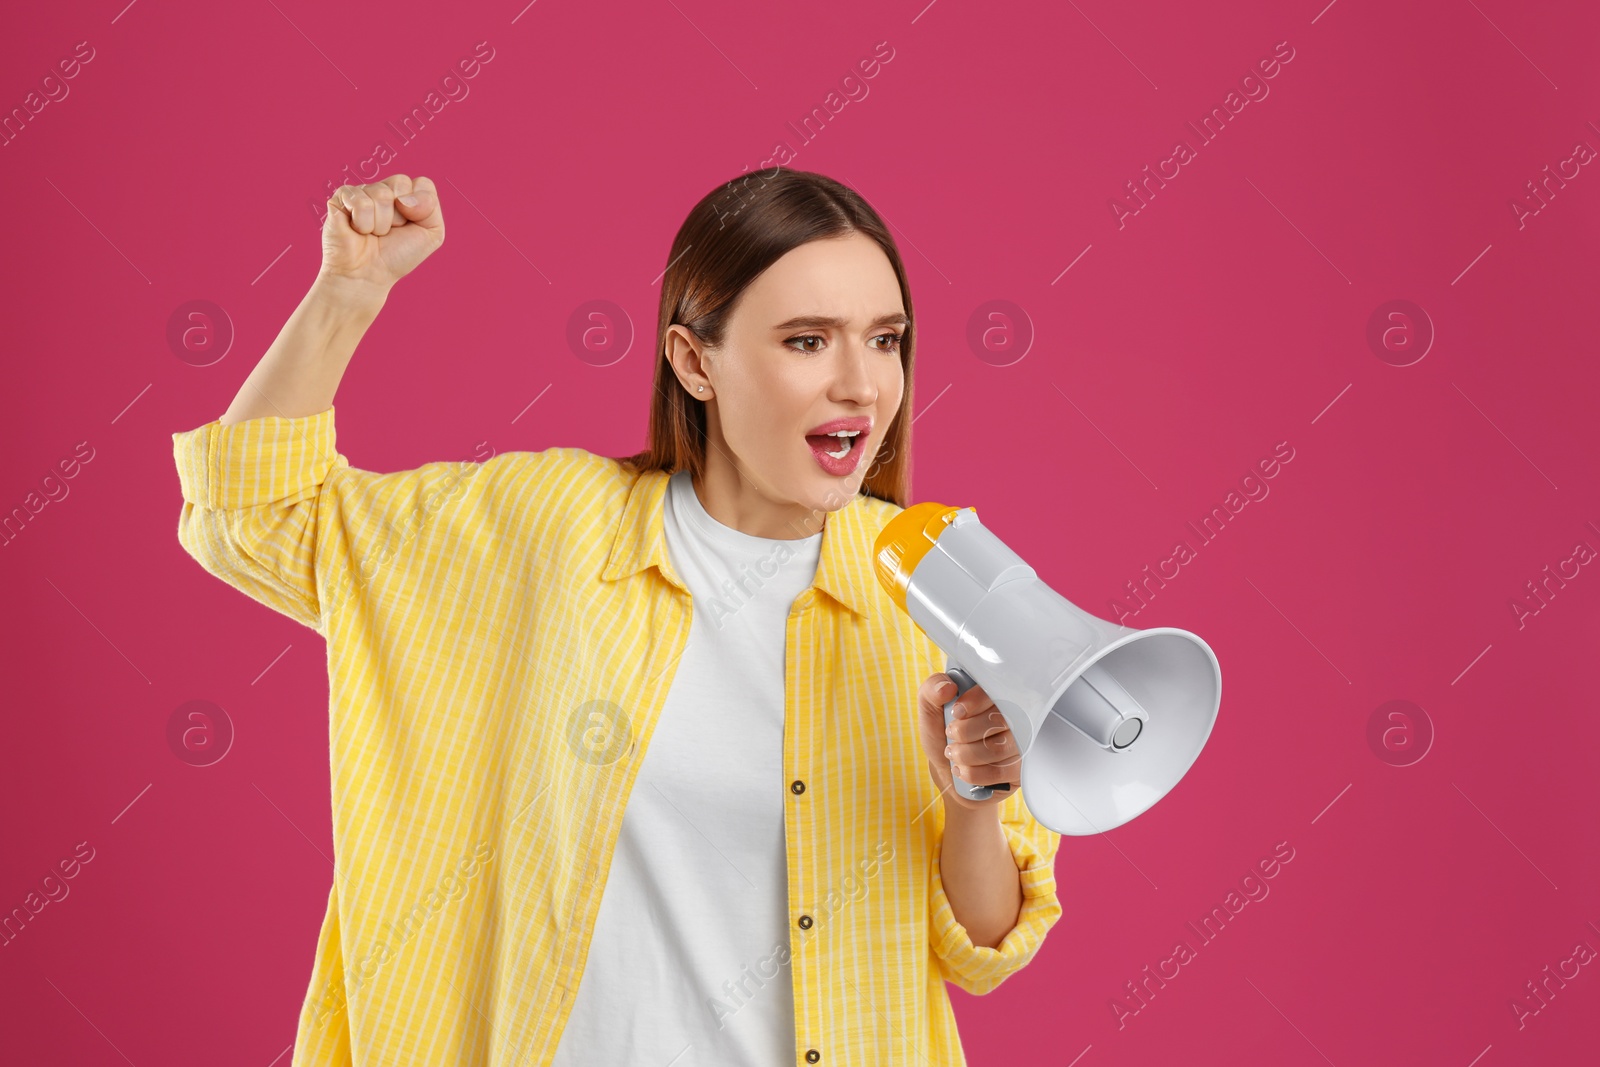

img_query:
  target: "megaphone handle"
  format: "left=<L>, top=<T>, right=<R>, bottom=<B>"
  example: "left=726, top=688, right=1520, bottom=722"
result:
left=943, top=665, right=1003, bottom=802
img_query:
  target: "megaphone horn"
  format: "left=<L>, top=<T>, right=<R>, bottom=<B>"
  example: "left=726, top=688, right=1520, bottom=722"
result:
left=874, top=502, right=1222, bottom=836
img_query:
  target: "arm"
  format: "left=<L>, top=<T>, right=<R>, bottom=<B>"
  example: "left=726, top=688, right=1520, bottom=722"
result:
left=917, top=670, right=1063, bottom=995
left=221, top=175, right=442, bottom=424
left=179, top=274, right=382, bottom=629
left=930, top=764, right=1021, bottom=949
left=927, top=784, right=1061, bottom=996
left=219, top=274, right=385, bottom=426
left=173, top=176, right=449, bottom=630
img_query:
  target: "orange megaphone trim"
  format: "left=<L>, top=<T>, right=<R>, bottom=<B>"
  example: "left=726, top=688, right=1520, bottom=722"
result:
left=872, top=501, right=975, bottom=613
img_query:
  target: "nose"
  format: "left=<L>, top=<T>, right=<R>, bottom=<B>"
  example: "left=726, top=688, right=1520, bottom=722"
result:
left=830, top=337, right=879, bottom=407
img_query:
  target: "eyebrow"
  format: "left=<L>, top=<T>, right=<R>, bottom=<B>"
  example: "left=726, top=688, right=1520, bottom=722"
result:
left=772, top=312, right=910, bottom=331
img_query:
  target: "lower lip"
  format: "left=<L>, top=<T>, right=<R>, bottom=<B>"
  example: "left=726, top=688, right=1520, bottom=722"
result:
left=807, top=433, right=866, bottom=476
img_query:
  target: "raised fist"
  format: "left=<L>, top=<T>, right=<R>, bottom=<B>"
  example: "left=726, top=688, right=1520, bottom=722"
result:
left=320, top=175, right=445, bottom=293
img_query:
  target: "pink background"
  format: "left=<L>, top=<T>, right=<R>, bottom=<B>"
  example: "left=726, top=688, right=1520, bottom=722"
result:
left=3, top=0, right=1597, bottom=1063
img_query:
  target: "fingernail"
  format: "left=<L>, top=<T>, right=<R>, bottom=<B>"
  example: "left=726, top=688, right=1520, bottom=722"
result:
left=950, top=702, right=964, bottom=718
left=399, top=194, right=418, bottom=206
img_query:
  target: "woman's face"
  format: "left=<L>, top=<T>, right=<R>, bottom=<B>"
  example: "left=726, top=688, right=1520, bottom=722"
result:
left=669, top=232, right=907, bottom=537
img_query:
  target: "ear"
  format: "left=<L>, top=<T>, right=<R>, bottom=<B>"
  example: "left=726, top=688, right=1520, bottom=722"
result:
left=664, top=325, right=713, bottom=394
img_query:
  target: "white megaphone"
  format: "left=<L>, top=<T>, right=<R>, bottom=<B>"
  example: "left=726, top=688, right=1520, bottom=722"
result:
left=874, top=502, right=1221, bottom=836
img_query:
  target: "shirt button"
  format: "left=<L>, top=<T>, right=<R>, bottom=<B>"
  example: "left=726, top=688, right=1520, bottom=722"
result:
left=805, top=1051, right=821, bottom=1063
left=790, top=780, right=805, bottom=794
left=797, top=914, right=813, bottom=929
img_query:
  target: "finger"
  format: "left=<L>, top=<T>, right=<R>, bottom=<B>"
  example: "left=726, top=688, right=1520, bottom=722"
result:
left=393, top=187, right=434, bottom=222
left=337, top=185, right=377, bottom=234
left=394, top=180, right=442, bottom=232
left=333, top=185, right=371, bottom=232
left=920, top=672, right=957, bottom=711
left=946, top=731, right=1018, bottom=769
left=324, top=194, right=356, bottom=240
left=328, top=184, right=357, bottom=219
left=952, top=762, right=995, bottom=787
left=946, top=704, right=1011, bottom=744
left=951, top=754, right=1020, bottom=787
left=379, top=174, right=412, bottom=228
left=363, top=181, right=397, bottom=236
left=921, top=674, right=994, bottom=717
left=947, top=683, right=995, bottom=722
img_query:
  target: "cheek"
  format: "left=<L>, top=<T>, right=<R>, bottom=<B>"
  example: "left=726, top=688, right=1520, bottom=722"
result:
left=722, top=371, right=808, bottom=453
left=881, top=364, right=906, bottom=414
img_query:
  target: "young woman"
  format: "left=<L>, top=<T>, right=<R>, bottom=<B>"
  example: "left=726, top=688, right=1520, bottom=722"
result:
left=172, top=168, right=1061, bottom=1065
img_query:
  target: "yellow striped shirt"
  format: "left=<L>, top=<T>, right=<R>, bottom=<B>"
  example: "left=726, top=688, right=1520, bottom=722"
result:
left=172, top=407, right=1061, bottom=1066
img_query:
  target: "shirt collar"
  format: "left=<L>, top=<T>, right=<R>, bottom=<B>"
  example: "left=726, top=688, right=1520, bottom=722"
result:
left=600, top=468, right=877, bottom=620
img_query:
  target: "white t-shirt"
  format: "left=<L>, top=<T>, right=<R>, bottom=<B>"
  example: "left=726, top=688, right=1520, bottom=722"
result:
left=550, top=469, right=823, bottom=1065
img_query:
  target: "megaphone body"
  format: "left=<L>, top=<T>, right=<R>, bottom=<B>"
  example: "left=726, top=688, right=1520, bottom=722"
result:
left=874, top=503, right=1222, bottom=836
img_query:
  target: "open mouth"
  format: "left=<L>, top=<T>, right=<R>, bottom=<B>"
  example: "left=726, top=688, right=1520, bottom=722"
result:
left=806, top=430, right=861, bottom=459
left=804, top=420, right=872, bottom=475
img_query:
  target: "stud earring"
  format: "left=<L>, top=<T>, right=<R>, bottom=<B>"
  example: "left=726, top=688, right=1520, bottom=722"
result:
left=697, top=386, right=704, bottom=392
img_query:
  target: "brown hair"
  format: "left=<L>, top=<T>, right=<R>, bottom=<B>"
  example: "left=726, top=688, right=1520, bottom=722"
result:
left=614, top=167, right=916, bottom=507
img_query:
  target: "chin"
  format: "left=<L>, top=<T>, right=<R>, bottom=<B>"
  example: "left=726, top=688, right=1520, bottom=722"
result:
left=803, top=473, right=862, bottom=512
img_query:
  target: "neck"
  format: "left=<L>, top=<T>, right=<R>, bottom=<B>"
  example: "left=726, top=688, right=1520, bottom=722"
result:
left=692, top=419, right=826, bottom=541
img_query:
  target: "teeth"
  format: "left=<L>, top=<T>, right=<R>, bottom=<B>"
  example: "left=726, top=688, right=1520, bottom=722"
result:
left=813, top=429, right=860, bottom=460
left=825, top=432, right=856, bottom=459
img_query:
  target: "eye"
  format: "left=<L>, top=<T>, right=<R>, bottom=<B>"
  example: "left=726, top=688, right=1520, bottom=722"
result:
left=783, top=332, right=906, bottom=354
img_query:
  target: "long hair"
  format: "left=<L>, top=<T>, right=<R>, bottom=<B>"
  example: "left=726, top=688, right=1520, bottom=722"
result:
left=614, top=168, right=916, bottom=507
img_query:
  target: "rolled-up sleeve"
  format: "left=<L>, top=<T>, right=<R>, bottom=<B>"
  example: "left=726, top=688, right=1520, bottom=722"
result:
left=174, top=407, right=348, bottom=633
left=928, top=788, right=1062, bottom=995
